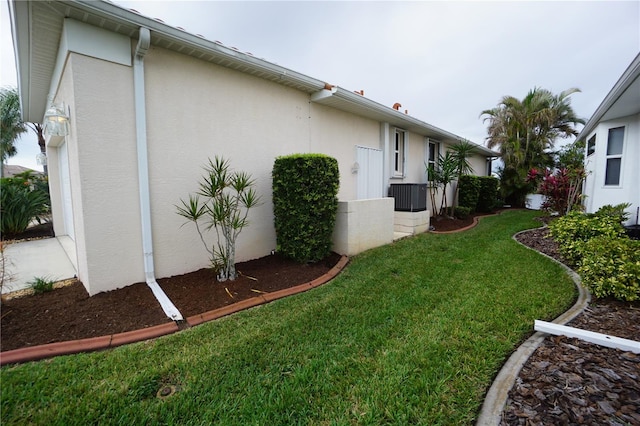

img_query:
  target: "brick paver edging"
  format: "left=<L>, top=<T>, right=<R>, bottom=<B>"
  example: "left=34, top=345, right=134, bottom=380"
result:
left=1, top=255, right=349, bottom=366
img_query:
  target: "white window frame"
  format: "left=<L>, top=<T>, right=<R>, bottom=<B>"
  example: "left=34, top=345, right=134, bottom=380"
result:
left=604, top=126, right=624, bottom=187
left=586, top=134, right=596, bottom=157
left=426, top=139, right=440, bottom=182
left=392, top=129, right=407, bottom=178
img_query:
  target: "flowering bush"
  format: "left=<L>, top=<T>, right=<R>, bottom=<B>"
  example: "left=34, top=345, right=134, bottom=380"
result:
left=527, top=167, right=586, bottom=215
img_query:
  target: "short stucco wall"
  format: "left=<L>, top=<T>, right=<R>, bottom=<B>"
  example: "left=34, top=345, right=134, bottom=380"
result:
left=393, top=210, right=430, bottom=234
left=332, top=198, right=395, bottom=256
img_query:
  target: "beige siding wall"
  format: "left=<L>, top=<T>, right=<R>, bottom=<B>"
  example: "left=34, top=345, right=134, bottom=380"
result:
left=55, top=42, right=492, bottom=293
left=468, top=155, right=488, bottom=177
left=143, top=46, right=383, bottom=280
left=67, top=53, right=144, bottom=294
left=309, top=103, right=381, bottom=200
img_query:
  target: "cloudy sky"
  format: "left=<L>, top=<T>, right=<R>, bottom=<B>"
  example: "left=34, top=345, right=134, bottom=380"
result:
left=1, top=0, right=639, bottom=171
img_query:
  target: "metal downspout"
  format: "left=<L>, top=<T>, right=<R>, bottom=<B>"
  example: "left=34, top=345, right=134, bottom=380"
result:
left=134, top=27, right=183, bottom=321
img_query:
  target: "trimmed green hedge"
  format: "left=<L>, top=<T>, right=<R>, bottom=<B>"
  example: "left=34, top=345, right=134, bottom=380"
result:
left=272, top=154, right=339, bottom=263
left=458, top=175, right=480, bottom=212
left=477, top=176, right=499, bottom=213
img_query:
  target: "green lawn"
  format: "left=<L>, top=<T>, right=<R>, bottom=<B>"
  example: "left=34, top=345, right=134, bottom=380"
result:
left=1, top=210, right=576, bottom=425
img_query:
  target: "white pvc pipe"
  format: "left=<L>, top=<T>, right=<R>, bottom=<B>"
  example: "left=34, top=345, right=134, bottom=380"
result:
left=535, top=320, right=640, bottom=354
left=134, top=27, right=183, bottom=321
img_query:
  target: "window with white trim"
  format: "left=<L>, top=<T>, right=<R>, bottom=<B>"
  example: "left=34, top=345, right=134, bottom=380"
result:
left=427, top=140, right=440, bottom=180
left=393, top=129, right=407, bottom=177
left=604, top=126, right=624, bottom=186
left=587, top=135, right=596, bottom=156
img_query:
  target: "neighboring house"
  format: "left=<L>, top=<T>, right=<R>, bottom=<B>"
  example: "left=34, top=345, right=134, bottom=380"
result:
left=10, top=0, right=496, bottom=296
left=580, top=52, right=640, bottom=225
left=1, top=165, right=43, bottom=178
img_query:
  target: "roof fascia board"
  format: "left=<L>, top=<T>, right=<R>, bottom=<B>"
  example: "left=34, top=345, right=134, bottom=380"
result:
left=47, top=18, right=132, bottom=108
left=578, top=52, right=640, bottom=140
left=67, top=0, right=327, bottom=92
left=9, top=0, right=31, bottom=118
left=316, top=87, right=498, bottom=157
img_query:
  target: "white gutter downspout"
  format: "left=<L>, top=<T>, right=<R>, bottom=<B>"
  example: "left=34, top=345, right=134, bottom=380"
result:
left=134, top=27, right=183, bottom=321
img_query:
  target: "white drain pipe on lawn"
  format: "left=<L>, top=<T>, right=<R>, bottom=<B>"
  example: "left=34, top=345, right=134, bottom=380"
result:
left=133, top=27, right=183, bottom=321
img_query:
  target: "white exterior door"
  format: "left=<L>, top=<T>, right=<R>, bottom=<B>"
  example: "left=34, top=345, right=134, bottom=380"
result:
left=356, top=146, right=384, bottom=199
left=58, top=142, right=75, bottom=240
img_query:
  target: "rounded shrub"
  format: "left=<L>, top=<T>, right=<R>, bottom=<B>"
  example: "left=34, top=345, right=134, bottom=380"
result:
left=272, top=154, right=339, bottom=263
left=454, top=206, right=472, bottom=220
left=548, top=211, right=626, bottom=266
left=578, top=236, right=640, bottom=301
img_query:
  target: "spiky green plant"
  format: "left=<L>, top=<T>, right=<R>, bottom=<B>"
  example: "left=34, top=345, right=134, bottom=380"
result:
left=177, top=156, right=261, bottom=282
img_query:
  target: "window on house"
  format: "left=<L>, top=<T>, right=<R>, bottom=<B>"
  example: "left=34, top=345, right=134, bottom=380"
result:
left=393, top=129, right=407, bottom=177
left=605, top=126, right=624, bottom=186
left=427, top=140, right=440, bottom=180
left=587, top=135, right=596, bottom=156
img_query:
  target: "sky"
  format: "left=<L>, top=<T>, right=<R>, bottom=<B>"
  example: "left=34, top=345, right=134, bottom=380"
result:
left=1, top=0, right=639, bottom=172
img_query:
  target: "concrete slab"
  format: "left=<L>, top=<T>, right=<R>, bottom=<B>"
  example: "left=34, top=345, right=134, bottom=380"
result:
left=2, top=238, right=77, bottom=294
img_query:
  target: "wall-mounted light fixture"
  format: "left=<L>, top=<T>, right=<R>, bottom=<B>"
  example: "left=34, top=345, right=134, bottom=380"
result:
left=43, top=103, right=69, bottom=136
left=36, top=152, right=47, bottom=166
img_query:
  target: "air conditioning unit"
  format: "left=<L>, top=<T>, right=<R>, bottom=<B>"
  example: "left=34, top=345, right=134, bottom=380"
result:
left=388, top=183, right=427, bottom=212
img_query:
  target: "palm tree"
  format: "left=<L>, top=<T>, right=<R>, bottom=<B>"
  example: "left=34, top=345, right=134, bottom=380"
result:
left=481, top=87, right=584, bottom=206
left=0, top=87, right=27, bottom=175
left=449, top=139, right=476, bottom=217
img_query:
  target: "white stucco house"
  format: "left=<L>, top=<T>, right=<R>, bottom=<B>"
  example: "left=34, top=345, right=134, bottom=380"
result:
left=580, top=52, right=640, bottom=225
left=10, top=0, right=497, bottom=302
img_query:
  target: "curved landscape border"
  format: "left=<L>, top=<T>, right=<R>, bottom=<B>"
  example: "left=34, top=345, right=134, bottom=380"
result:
left=430, top=214, right=491, bottom=234
left=475, top=228, right=590, bottom=426
left=0, top=256, right=349, bottom=366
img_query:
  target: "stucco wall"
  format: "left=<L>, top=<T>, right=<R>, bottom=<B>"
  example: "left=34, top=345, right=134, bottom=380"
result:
left=68, top=53, right=144, bottom=294
left=332, top=198, right=395, bottom=256
left=309, top=103, right=382, bottom=201
left=143, top=46, right=386, bottom=280
left=53, top=33, right=493, bottom=294
left=584, top=113, right=640, bottom=224
left=47, top=59, right=85, bottom=280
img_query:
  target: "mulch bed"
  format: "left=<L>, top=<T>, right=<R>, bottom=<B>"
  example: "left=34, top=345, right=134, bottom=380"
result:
left=1, top=252, right=341, bottom=352
left=503, top=222, right=640, bottom=425
left=429, top=211, right=495, bottom=232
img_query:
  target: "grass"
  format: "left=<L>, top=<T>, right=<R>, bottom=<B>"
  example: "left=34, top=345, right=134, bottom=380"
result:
left=1, top=210, right=576, bottom=425
left=28, top=276, right=55, bottom=294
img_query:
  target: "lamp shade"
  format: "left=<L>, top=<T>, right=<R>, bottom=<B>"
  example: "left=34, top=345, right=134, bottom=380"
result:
left=43, top=104, right=69, bottom=136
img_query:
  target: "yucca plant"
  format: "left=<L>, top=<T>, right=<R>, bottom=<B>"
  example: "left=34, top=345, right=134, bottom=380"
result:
left=177, top=156, right=261, bottom=282
left=1, top=173, right=50, bottom=237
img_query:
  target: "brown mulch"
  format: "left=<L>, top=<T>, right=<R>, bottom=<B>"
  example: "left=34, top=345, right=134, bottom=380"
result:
left=0, top=251, right=341, bottom=352
left=429, top=211, right=495, bottom=232
left=504, top=221, right=640, bottom=425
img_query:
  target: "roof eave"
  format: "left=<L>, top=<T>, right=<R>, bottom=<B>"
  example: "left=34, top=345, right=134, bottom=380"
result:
left=312, top=87, right=498, bottom=157
left=577, top=52, right=640, bottom=140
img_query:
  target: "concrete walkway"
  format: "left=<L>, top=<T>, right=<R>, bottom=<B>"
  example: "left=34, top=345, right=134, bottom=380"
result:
left=2, top=237, right=77, bottom=294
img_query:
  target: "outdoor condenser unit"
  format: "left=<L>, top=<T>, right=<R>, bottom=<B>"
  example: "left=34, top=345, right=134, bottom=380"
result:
left=388, top=183, right=427, bottom=212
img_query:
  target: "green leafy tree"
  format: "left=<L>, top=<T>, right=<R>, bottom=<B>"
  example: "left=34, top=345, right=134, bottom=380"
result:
left=482, top=87, right=584, bottom=207
left=177, top=156, right=261, bottom=282
left=556, top=138, right=586, bottom=170
left=1, top=87, right=27, bottom=174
